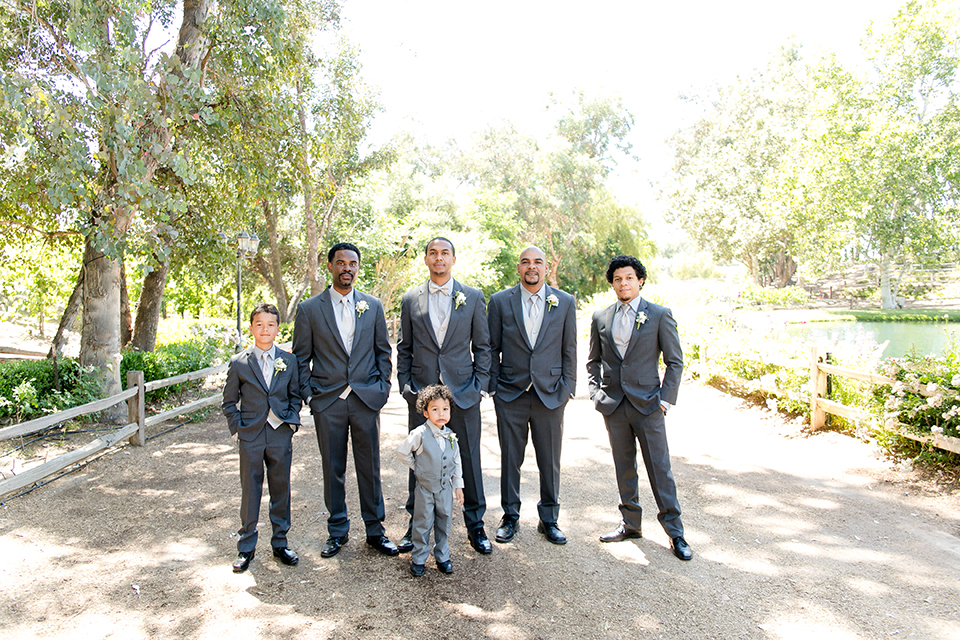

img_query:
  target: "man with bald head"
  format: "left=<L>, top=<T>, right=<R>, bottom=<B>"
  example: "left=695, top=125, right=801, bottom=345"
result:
left=487, top=246, right=577, bottom=545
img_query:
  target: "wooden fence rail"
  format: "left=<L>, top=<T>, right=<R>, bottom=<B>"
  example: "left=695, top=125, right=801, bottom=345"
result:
left=0, top=361, right=228, bottom=498
left=698, top=345, right=960, bottom=456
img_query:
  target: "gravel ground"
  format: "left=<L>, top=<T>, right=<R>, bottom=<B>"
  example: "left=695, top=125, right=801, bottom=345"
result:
left=1, top=367, right=959, bottom=639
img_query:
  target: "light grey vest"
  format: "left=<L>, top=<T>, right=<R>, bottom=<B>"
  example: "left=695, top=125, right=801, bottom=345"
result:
left=414, top=424, right=458, bottom=494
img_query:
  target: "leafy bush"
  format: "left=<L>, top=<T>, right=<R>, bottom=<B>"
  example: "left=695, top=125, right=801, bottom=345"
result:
left=879, top=342, right=960, bottom=440
left=0, top=358, right=102, bottom=421
left=736, top=284, right=810, bottom=308
left=121, top=335, right=232, bottom=400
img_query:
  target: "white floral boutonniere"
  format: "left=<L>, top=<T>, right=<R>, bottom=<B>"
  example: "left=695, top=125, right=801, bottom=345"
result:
left=635, top=311, right=648, bottom=330
left=356, top=300, right=369, bottom=317
left=546, top=294, right=559, bottom=312
left=454, top=291, right=466, bottom=309
left=444, top=431, right=458, bottom=446
left=273, top=358, right=287, bottom=374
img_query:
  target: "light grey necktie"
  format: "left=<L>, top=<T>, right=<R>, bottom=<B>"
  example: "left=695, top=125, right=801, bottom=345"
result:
left=261, top=351, right=273, bottom=388
left=340, top=298, right=354, bottom=356
left=615, top=303, right=633, bottom=357
left=527, top=295, right=540, bottom=347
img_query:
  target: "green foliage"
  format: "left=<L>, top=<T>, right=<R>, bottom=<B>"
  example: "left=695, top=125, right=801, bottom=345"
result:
left=0, top=359, right=102, bottom=421
left=736, top=284, right=810, bottom=307
left=879, top=341, right=960, bottom=439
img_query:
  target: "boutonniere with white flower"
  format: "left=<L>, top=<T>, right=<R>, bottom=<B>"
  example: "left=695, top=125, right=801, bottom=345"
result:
left=356, top=300, right=369, bottom=316
left=273, top=358, right=287, bottom=374
left=444, top=431, right=458, bottom=446
left=635, top=311, right=648, bottom=330
left=454, top=291, right=466, bottom=309
left=546, top=294, right=559, bottom=311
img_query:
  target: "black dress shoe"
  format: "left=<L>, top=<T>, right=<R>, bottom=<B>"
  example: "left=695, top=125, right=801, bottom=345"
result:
left=233, top=551, right=254, bottom=572
left=272, top=547, right=299, bottom=566
left=537, top=521, right=567, bottom=545
left=468, top=527, right=492, bottom=554
left=366, top=535, right=400, bottom=556
left=671, top=536, right=693, bottom=561
left=409, top=562, right=425, bottom=577
left=437, top=560, right=454, bottom=574
left=320, top=536, right=346, bottom=558
left=599, top=524, right=642, bottom=543
left=495, top=516, right=518, bottom=543
left=396, top=530, right=414, bottom=554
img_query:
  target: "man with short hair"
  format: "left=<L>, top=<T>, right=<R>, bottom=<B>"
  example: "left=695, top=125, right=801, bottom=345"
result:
left=396, top=237, right=493, bottom=555
left=586, top=255, right=692, bottom=561
left=293, top=242, right=399, bottom=559
left=487, top=246, right=577, bottom=545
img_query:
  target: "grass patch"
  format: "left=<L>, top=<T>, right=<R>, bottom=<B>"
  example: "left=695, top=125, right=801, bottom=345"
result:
left=821, top=309, right=960, bottom=323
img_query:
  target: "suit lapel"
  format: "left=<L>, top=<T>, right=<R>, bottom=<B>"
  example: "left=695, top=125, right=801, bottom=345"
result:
left=318, top=289, right=349, bottom=354
left=245, top=349, right=270, bottom=391
left=350, top=291, right=367, bottom=354
left=510, top=285, right=533, bottom=351
left=416, top=283, right=440, bottom=349
left=444, top=280, right=464, bottom=346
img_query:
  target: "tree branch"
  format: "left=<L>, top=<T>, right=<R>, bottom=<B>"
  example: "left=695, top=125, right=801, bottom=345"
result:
left=0, top=219, right=80, bottom=239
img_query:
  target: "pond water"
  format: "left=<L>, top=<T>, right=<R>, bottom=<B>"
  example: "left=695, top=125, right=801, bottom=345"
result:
left=785, top=321, right=959, bottom=358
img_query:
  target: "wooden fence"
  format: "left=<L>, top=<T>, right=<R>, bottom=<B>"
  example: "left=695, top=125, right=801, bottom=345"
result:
left=699, top=345, right=960, bottom=456
left=0, top=362, right=227, bottom=498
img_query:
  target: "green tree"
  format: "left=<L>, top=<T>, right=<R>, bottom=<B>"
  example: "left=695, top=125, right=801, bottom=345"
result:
left=664, top=44, right=810, bottom=287
left=788, top=0, right=960, bottom=307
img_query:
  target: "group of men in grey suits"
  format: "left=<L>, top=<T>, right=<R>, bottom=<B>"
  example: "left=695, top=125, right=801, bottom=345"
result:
left=288, top=239, right=692, bottom=563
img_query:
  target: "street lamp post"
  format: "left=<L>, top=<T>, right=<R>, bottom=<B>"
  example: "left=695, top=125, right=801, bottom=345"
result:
left=234, top=231, right=260, bottom=352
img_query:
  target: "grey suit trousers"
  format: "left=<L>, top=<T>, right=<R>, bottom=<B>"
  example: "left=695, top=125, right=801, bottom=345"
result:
left=315, top=393, right=386, bottom=538
left=604, top=400, right=683, bottom=538
left=237, top=424, right=294, bottom=553
left=494, top=390, right=564, bottom=523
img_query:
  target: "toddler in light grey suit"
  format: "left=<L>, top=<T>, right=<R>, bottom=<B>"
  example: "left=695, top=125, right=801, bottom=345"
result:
left=396, top=385, right=464, bottom=577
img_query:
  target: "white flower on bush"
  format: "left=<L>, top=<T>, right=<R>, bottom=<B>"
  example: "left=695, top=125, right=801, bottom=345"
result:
left=926, top=395, right=943, bottom=408
left=892, top=381, right=905, bottom=395
left=926, top=382, right=939, bottom=394
left=952, top=374, right=960, bottom=387
left=931, top=425, right=944, bottom=435
left=884, top=397, right=900, bottom=411
left=883, top=361, right=900, bottom=378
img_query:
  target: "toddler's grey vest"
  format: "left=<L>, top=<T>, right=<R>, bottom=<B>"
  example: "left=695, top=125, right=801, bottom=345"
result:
left=414, top=426, right=457, bottom=494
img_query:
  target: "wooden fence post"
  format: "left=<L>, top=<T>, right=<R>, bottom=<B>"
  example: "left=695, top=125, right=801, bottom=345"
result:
left=809, top=346, right=827, bottom=431
left=127, top=370, right=145, bottom=446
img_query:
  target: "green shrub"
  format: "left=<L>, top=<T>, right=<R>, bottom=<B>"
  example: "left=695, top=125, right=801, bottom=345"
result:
left=0, top=359, right=101, bottom=421
left=737, top=284, right=810, bottom=308
left=121, top=337, right=232, bottom=400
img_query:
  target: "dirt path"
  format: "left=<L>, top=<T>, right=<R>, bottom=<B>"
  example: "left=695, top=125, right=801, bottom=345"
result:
left=1, top=378, right=959, bottom=639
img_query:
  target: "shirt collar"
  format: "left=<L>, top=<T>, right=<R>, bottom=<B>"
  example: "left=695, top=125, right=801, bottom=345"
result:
left=620, top=297, right=640, bottom=313
left=330, top=288, right=354, bottom=306
left=521, top=285, right=544, bottom=305
left=428, top=278, right=453, bottom=295
left=253, top=345, right=274, bottom=360
left=424, top=420, right=446, bottom=436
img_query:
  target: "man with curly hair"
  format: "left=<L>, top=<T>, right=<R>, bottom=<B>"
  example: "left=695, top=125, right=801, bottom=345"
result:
left=587, top=255, right=691, bottom=561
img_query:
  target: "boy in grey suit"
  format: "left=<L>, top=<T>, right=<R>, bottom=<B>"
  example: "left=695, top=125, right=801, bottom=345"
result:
left=222, top=302, right=302, bottom=572
left=396, top=385, right=464, bottom=576
left=587, top=255, right=692, bottom=561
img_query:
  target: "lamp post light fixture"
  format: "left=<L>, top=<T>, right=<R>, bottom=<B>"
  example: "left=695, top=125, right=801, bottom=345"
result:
left=234, top=231, right=260, bottom=352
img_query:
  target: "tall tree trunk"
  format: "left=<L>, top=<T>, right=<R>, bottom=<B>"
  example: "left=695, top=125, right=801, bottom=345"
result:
left=879, top=254, right=895, bottom=309
left=48, top=266, right=84, bottom=359
left=80, top=237, right=125, bottom=422
left=297, top=84, right=322, bottom=297
left=130, top=256, right=170, bottom=351
left=261, top=198, right=289, bottom=319
left=119, top=260, right=133, bottom=348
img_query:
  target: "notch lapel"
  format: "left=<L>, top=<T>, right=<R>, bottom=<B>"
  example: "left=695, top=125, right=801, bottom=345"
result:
left=245, top=350, right=270, bottom=392
left=621, top=298, right=647, bottom=360
left=510, top=285, right=533, bottom=351
left=601, top=303, right=623, bottom=363
left=416, top=283, right=440, bottom=349
left=319, top=290, right=349, bottom=355
left=443, top=280, right=464, bottom=346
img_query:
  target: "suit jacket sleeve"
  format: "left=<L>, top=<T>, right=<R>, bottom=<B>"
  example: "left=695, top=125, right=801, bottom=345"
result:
left=397, top=293, right=413, bottom=394
left=658, top=306, right=683, bottom=405
left=284, top=351, right=303, bottom=420
left=586, top=312, right=603, bottom=400
left=561, top=295, right=577, bottom=396
left=374, top=298, right=393, bottom=390
left=222, top=356, right=242, bottom=435
left=292, top=301, right=313, bottom=402
left=471, top=290, right=492, bottom=393
left=486, top=293, right=502, bottom=394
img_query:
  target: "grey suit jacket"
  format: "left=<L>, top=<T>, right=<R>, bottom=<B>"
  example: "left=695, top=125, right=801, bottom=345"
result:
left=586, top=297, right=683, bottom=416
left=396, top=279, right=491, bottom=410
left=292, top=287, right=392, bottom=413
left=222, top=347, right=302, bottom=442
left=488, top=284, right=577, bottom=410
